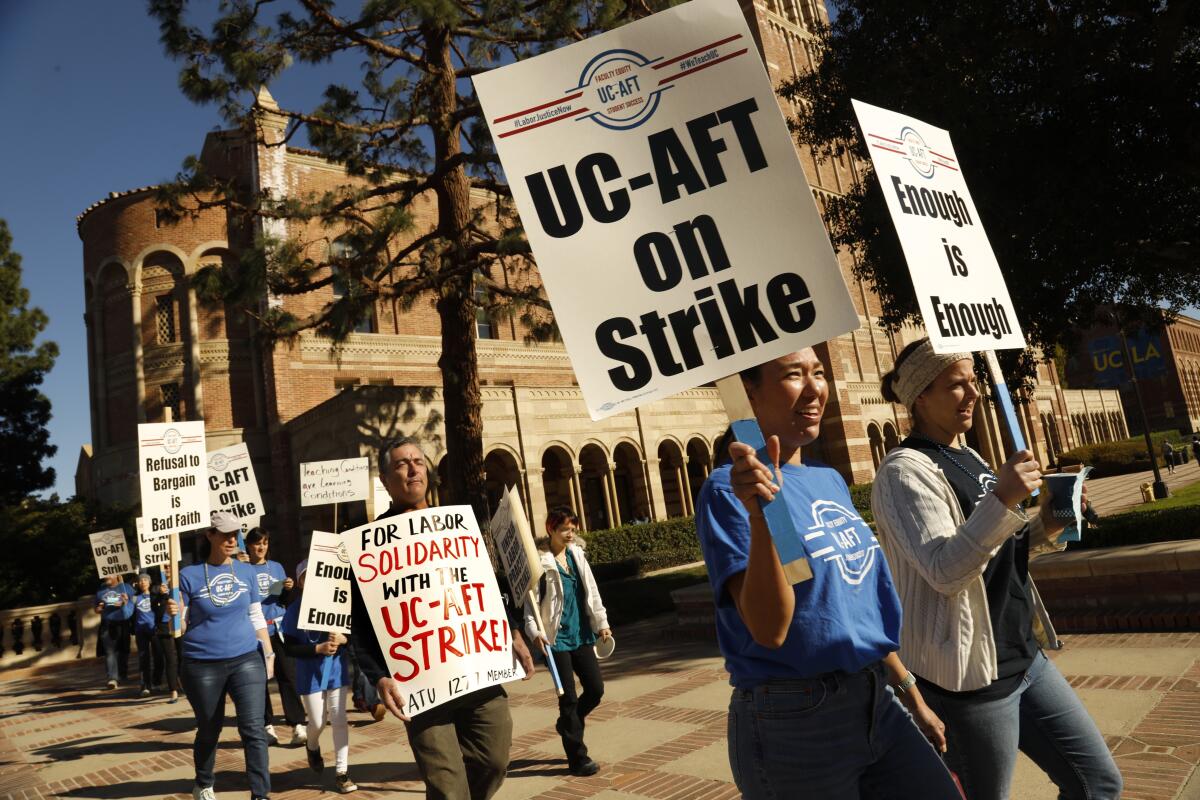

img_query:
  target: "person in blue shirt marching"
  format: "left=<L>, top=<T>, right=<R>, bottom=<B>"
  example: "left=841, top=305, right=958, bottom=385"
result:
left=244, top=527, right=308, bottom=747
left=695, top=348, right=961, bottom=799
left=133, top=572, right=159, bottom=697
left=280, top=560, right=357, bottom=794
left=94, top=574, right=134, bottom=689
left=167, top=511, right=274, bottom=800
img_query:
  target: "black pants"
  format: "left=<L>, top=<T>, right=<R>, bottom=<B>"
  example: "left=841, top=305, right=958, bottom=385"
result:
left=550, top=645, right=604, bottom=766
left=135, top=630, right=157, bottom=689
left=264, top=630, right=306, bottom=726
left=153, top=630, right=180, bottom=691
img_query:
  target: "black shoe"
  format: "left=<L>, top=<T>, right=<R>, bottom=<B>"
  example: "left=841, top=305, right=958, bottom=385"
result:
left=306, top=746, right=324, bottom=774
left=569, top=757, right=600, bottom=777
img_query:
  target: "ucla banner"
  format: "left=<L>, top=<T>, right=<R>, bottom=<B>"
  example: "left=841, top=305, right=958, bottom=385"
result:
left=1087, top=331, right=1166, bottom=388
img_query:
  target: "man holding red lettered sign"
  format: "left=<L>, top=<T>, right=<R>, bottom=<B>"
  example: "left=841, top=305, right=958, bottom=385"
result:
left=348, top=437, right=535, bottom=800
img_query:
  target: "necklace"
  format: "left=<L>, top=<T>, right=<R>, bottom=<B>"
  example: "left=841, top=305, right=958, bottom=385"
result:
left=202, top=561, right=238, bottom=607
left=909, top=433, right=995, bottom=485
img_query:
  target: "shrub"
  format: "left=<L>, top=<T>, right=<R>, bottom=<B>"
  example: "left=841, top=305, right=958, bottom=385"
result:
left=1056, top=430, right=1189, bottom=477
left=581, top=517, right=701, bottom=580
left=849, top=482, right=874, bottom=524
left=1067, top=504, right=1200, bottom=551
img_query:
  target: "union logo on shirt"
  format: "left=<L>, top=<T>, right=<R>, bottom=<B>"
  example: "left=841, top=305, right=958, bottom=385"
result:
left=205, top=573, right=248, bottom=605
left=803, top=500, right=881, bottom=586
left=256, top=571, right=273, bottom=595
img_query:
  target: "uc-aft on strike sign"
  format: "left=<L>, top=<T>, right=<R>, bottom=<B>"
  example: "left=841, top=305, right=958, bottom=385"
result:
left=208, top=443, right=264, bottom=532
left=851, top=100, right=1026, bottom=354
left=90, top=529, right=133, bottom=578
left=138, top=421, right=210, bottom=539
left=345, top=506, right=522, bottom=717
left=474, top=0, right=859, bottom=420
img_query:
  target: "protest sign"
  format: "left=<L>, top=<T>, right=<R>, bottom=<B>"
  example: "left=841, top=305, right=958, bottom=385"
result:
left=345, top=505, right=521, bottom=716
left=488, top=486, right=542, bottom=601
left=300, top=457, right=370, bottom=507
left=136, top=517, right=171, bottom=569
left=207, top=443, right=264, bottom=531
left=90, top=529, right=133, bottom=579
left=298, top=531, right=352, bottom=634
left=138, top=421, right=209, bottom=539
left=372, top=475, right=390, bottom=520
left=474, top=0, right=859, bottom=420
left=851, top=100, right=1026, bottom=354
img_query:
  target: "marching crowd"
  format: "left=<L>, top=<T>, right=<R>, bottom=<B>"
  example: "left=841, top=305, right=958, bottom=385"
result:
left=93, top=339, right=1122, bottom=800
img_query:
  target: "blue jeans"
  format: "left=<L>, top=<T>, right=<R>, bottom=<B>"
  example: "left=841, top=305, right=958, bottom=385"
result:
left=182, top=650, right=270, bottom=797
left=728, top=662, right=962, bottom=799
left=99, top=619, right=129, bottom=682
left=920, top=650, right=1122, bottom=800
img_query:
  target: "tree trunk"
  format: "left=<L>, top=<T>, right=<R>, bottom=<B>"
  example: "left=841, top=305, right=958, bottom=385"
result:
left=426, top=24, right=488, bottom=526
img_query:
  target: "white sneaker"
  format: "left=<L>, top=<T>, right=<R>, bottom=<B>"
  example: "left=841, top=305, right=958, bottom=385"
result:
left=291, top=723, right=308, bottom=746
left=191, top=786, right=216, bottom=800
left=264, top=724, right=278, bottom=745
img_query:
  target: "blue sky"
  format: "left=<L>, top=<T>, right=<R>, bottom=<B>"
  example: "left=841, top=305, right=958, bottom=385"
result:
left=0, top=1, right=353, bottom=497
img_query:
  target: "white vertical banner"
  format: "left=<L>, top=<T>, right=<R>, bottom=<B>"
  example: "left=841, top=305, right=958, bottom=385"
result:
left=207, top=442, right=264, bottom=531
left=473, top=0, right=859, bottom=419
left=298, top=531, right=352, bottom=634
left=90, top=529, right=133, bottom=578
left=138, top=421, right=210, bottom=539
left=850, top=99, right=1026, bottom=353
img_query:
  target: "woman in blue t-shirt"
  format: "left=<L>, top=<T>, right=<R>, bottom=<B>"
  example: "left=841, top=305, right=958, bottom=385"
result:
left=132, top=572, right=158, bottom=696
left=695, top=348, right=960, bottom=799
left=93, top=575, right=134, bottom=689
left=244, top=527, right=308, bottom=747
left=167, top=511, right=274, bottom=800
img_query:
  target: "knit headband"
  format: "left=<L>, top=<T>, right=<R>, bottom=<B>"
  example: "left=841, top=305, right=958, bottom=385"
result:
left=892, top=339, right=972, bottom=408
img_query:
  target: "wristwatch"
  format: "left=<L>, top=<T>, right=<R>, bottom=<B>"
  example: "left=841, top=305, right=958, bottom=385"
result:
left=893, top=672, right=916, bottom=695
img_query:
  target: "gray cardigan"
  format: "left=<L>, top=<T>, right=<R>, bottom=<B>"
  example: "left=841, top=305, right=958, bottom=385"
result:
left=871, top=446, right=1063, bottom=692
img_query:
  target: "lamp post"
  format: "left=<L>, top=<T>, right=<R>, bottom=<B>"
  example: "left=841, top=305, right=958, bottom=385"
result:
left=1117, top=326, right=1169, bottom=499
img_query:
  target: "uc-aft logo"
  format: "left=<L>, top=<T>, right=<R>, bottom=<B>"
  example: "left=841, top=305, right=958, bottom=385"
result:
left=866, top=127, right=959, bottom=179
left=804, top=500, right=880, bottom=586
left=490, top=34, right=750, bottom=138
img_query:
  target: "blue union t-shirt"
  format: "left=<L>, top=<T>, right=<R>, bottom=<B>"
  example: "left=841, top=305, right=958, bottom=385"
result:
left=95, top=583, right=134, bottom=623
left=696, top=461, right=902, bottom=688
left=249, top=560, right=288, bottom=632
left=279, top=601, right=350, bottom=695
left=179, top=560, right=264, bottom=661
left=133, top=591, right=156, bottom=633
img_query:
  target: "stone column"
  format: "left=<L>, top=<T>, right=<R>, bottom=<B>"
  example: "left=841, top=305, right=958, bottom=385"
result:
left=570, top=467, right=586, bottom=531
left=676, top=459, right=694, bottom=516
left=605, top=462, right=622, bottom=527
left=130, top=285, right=146, bottom=423
left=645, top=457, right=669, bottom=520
left=185, top=284, right=204, bottom=420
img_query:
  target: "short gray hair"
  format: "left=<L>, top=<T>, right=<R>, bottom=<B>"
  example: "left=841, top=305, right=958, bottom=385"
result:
left=379, top=436, right=429, bottom=474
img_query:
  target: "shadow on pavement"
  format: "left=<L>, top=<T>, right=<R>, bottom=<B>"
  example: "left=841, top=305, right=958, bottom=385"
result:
left=507, top=756, right=572, bottom=778
left=31, top=736, right=189, bottom=762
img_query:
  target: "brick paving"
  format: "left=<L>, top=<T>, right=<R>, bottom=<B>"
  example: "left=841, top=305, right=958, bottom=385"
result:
left=0, top=627, right=1197, bottom=799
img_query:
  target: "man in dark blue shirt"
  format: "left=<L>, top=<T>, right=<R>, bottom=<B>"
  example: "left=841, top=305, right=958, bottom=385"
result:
left=94, top=575, right=134, bottom=689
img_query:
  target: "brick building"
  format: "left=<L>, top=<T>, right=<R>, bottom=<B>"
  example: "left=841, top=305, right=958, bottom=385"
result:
left=75, top=0, right=1124, bottom=560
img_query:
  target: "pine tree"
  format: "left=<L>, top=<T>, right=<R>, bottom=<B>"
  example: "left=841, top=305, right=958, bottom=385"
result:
left=149, top=0, right=646, bottom=522
left=0, top=220, right=58, bottom=504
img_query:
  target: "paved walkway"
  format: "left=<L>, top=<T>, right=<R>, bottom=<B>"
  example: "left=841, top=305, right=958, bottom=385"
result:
left=1084, top=458, right=1200, bottom=517
left=1, top=623, right=1197, bottom=800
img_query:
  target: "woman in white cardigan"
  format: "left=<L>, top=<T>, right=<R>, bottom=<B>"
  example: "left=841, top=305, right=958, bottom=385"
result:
left=523, top=506, right=611, bottom=777
left=871, top=338, right=1121, bottom=800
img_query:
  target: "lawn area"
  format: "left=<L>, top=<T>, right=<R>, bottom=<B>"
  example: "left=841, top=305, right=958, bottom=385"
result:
left=1114, top=479, right=1200, bottom=514
left=600, top=564, right=709, bottom=625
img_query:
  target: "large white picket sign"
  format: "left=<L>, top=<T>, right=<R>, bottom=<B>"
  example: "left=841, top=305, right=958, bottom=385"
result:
left=298, top=531, right=352, bottom=634
left=851, top=100, right=1026, bottom=353
left=345, top=506, right=521, bottom=717
left=474, top=0, right=859, bottom=419
left=207, top=443, right=264, bottom=531
left=90, top=529, right=133, bottom=579
left=300, top=457, right=370, bottom=507
left=138, top=422, right=209, bottom=539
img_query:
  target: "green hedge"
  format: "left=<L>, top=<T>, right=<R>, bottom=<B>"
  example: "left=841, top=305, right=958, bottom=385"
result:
left=849, top=482, right=874, bottom=524
left=581, top=517, right=701, bottom=580
left=1056, top=430, right=1189, bottom=477
left=1067, top=504, right=1200, bottom=551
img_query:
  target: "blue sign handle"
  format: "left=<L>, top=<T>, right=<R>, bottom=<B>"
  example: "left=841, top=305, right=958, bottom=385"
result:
left=170, top=587, right=183, bottom=637
left=543, top=641, right=564, bottom=695
left=982, top=351, right=1039, bottom=498
left=730, top=418, right=813, bottom=584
